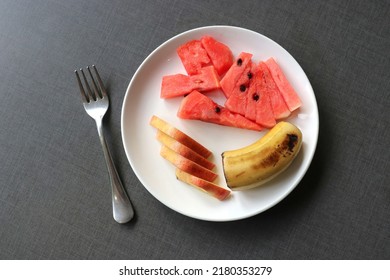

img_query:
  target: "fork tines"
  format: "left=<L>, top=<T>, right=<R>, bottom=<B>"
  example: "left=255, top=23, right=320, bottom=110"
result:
left=75, top=65, right=107, bottom=103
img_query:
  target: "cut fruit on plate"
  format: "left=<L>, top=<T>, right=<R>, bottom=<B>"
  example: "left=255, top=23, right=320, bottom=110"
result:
left=151, top=115, right=224, bottom=201
left=162, top=36, right=302, bottom=132
left=121, top=26, right=319, bottom=221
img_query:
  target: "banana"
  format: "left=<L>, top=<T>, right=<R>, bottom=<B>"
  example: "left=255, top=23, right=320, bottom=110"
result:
left=222, top=121, right=302, bottom=190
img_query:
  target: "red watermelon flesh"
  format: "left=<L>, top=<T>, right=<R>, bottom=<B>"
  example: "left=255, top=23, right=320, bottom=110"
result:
left=189, top=66, right=220, bottom=92
left=265, top=57, right=302, bottom=111
left=177, top=40, right=211, bottom=75
left=177, top=90, right=263, bottom=131
left=254, top=64, right=276, bottom=128
left=245, top=63, right=259, bottom=121
left=224, top=87, right=247, bottom=116
left=220, top=52, right=253, bottom=98
left=224, top=60, right=252, bottom=116
left=200, top=36, right=233, bottom=76
left=258, top=62, right=291, bottom=120
left=161, top=66, right=220, bottom=99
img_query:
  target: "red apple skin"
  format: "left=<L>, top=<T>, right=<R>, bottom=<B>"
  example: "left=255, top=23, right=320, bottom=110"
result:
left=175, top=169, right=230, bottom=201
left=150, top=115, right=212, bottom=158
left=156, top=130, right=215, bottom=170
left=160, top=145, right=217, bottom=182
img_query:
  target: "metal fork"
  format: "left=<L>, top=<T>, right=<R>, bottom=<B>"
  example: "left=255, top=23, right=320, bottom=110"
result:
left=75, top=65, right=134, bottom=223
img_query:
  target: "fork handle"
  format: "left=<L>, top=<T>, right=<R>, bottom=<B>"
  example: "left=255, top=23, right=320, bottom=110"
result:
left=96, top=118, right=134, bottom=223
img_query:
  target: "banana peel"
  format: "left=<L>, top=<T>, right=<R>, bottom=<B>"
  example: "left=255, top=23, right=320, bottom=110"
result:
left=222, top=121, right=302, bottom=190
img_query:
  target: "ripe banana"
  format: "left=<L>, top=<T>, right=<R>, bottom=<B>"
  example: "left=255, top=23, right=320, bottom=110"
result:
left=222, top=121, right=302, bottom=190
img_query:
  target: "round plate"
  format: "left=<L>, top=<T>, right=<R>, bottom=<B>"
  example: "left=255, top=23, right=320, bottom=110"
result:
left=121, top=26, right=318, bottom=221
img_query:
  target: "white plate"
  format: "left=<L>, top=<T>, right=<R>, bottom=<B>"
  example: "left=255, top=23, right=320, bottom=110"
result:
left=121, top=26, right=318, bottom=222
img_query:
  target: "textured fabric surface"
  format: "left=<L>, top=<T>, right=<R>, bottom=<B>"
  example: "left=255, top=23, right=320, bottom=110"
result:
left=0, top=0, right=389, bottom=259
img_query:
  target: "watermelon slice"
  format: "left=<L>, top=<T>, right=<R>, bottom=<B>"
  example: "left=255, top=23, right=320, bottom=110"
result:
left=200, top=36, right=233, bottom=76
left=177, top=90, right=263, bottom=131
left=244, top=63, right=259, bottom=121
left=255, top=92, right=276, bottom=128
left=161, top=66, right=220, bottom=99
left=220, top=52, right=253, bottom=98
left=258, top=62, right=291, bottom=120
left=253, top=63, right=276, bottom=128
left=224, top=86, right=248, bottom=116
left=224, top=59, right=252, bottom=116
left=265, top=58, right=302, bottom=111
left=177, top=40, right=210, bottom=75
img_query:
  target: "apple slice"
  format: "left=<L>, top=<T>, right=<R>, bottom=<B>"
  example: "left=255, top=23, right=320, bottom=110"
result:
left=156, top=130, right=215, bottom=170
left=160, top=145, right=217, bottom=182
left=175, top=169, right=230, bottom=201
left=150, top=115, right=212, bottom=158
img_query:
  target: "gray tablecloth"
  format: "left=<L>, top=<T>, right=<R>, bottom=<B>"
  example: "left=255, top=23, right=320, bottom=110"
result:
left=0, top=0, right=389, bottom=259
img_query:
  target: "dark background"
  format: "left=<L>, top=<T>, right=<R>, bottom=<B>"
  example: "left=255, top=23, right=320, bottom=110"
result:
left=0, top=0, right=389, bottom=259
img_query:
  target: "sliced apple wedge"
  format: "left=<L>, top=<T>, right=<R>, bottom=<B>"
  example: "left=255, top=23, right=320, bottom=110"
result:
left=175, top=169, right=231, bottom=201
left=150, top=115, right=212, bottom=158
left=160, top=145, right=217, bottom=182
left=156, top=130, right=215, bottom=170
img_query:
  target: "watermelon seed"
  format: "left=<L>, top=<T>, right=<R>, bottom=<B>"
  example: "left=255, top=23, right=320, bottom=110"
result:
left=237, top=58, right=243, bottom=66
left=214, top=106, right=221, bottom=113
left=247, top=72, right=253, bottom=79
left=253, top=93, right=259, bottom=101
left=239, top=84, right=246, bottom=92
